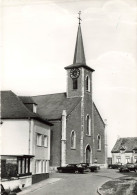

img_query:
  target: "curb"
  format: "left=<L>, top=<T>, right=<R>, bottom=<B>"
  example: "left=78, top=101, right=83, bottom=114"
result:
left=97, top=187, right=102, bottom=195
left=17, top=178, right=61, bottom=194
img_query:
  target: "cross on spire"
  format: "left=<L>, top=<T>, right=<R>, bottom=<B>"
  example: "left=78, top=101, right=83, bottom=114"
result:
left=78, top=11, right=82, bottom=24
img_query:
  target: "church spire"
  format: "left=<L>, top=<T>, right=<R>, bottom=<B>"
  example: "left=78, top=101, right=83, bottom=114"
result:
left=73, top=11, right=86, bottom=65
left=65, top=12, right=94, bottom=72
left=73, top=23, right=86, bottom=65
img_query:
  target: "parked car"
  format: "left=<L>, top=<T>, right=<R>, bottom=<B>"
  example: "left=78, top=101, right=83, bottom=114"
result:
left=89, top=164, right=100, bottom=172
left=80, top=163, right=100, bottom=172
left=108, top=163, right=122, bottom=169
left=57, top=164, right=85, bottom=174
left=119, top=163, right=137, bottom=172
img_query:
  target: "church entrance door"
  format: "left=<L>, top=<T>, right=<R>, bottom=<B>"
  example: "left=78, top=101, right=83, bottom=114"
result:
left=86, top=145, right=91, bottom=164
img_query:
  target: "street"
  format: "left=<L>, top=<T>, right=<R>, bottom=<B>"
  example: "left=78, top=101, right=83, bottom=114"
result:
left=21, top=169, right=123, bottom=195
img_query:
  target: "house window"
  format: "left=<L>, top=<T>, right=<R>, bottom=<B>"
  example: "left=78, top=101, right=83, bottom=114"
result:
left=86, top=115, right=91, bottom=136
left=116, top=157, right=121, bottom=163
left=17, top=157, right=30, bottom=175
left=134, top=156, right=137, bottom=163
left=42, top=160, right=45, bottom=173
left=126, top=157, right=130, bottom=163
left=73, top=79, right=78, bottom=90
left=36, top=133, right=42, bottom=146
left=86, top=76, right=90, bottom=92
left=97, top=135, right=101, bottom=150
left=71, top=130, right=76, bottom=149
left=36, top=160, right=41, bottom=174
left=43, top=135, right=48, bottom=147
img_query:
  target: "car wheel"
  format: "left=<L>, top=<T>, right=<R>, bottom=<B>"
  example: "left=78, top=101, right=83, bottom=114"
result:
left=58, top=169, right=62, bottom=173
left=75, top=170, right=79, bottom=174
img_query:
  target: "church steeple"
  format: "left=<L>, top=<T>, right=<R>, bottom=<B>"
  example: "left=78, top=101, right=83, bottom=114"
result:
left=65, top=12, right=94, bottom=98
left=73, top=24, right=86, bottom=65
left=65, top=12, right=94, bottom=72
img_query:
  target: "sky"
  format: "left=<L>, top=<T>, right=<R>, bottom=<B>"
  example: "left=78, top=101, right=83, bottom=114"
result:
left=1, top=0, right=137, bottom=156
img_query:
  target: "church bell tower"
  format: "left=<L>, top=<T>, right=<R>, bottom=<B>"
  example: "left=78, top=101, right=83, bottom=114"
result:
left=64, top=12, right=94, bottom=98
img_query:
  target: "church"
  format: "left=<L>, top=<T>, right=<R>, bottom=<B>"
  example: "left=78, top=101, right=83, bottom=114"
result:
left=30, top=18, right=107, bottom=170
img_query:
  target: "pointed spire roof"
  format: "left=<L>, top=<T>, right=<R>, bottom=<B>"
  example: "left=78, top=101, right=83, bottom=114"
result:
left=65, top=23, right=94, bottom=72
left=73, top=24, right=86, bottom=65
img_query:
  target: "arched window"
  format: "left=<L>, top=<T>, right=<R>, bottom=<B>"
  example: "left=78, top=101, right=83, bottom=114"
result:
left=97, top=135, right=101, bottom=150
left=73, top=79, right=78, bottom=90
left=86, top=76, right=90, bottom=92
left=70, top=130, right=76, bottom=149
left=86, top=115, right=91, bottom=136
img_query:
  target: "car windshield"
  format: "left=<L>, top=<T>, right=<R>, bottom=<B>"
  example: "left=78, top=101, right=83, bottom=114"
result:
left=77, top=164, right=82, bottom=167
left=67, top=164, right=75, bottom=167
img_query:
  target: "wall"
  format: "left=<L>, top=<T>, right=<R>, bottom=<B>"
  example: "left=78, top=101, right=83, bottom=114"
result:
left=67, top=68, right=83, bottom=98
left=1, top=119, right=29, bottom=155
left=83, top=68, right=94, bottom=163
left=66, top=101, right=81, bottom=164
left=112, top=152, right=137, bottom=164
left=33, top=120, right=50, bottom=160
left=32, top=173, right=49, bottom=184
left=31, top=120, right=51, bottom=174
left=49, top=121, right=61, bottom=168
left=93, top=105, right=105, bottom=164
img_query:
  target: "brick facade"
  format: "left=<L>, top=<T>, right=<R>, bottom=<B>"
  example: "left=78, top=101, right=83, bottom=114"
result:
left=50, top=121, right=62, bottom=167
left=93, top=105, right=105, bottom=164
left=32, top=23, right=106, bottom=168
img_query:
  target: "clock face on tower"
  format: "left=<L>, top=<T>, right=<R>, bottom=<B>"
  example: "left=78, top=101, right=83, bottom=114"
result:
left=70, top=68, right=80, bottom=79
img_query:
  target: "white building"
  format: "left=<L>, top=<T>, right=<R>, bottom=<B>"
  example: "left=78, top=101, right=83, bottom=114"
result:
left=0, top=91, right=52, bottom=190
left=111, top=137, right=137, bottom=165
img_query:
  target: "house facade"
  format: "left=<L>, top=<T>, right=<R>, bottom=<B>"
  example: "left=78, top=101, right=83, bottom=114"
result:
left=0, top=91, right=52, bottom=190
left=32, top=23, right=107, bottom=170
left=111, top=137, right=137, bottom=164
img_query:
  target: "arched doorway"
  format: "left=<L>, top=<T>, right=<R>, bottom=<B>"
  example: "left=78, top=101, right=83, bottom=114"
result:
left=86, top=145, right=91, bottom=163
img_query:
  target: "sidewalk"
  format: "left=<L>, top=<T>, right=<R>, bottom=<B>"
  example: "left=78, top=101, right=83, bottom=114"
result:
left=17, top=178, right=61, bottom=194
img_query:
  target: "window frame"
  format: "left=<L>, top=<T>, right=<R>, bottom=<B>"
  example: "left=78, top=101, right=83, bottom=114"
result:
left=36, top=133, right=42, bottom=146
left=125, top=156, right=130, bottom=163
left=116, top=156, right=121, bottom=163
left=86, top=114, right=91, bottom=136
left=43, top=135, right=48, bottom=147
left=97, top=134, right=101, bottom=151
left=35, top=160, right=41, bottom=174
left=86, top=75, right=90, bottom=92
left=72, top=79, right=78, bottom=90
left=70, top=130, right=76, bottom=149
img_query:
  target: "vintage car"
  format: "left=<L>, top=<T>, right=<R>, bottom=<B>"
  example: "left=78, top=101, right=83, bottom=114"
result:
left=119, top=163, right=137, bottom=172
left=57, top=164, right=85, bottom=174
left=80, top=163, right=100, bottom=172
left=108, top=163, right=122, bottom=169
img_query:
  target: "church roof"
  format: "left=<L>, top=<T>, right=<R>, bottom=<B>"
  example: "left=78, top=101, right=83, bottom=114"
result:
left=111, top=137, right=137, bottom=153
left=20, top=96, right=37, bottom=105
left=32, top=93, right=81, bottom=120
left=65, top=24, right=94, bottom=72
left=0, top=90, right=52, bottom=126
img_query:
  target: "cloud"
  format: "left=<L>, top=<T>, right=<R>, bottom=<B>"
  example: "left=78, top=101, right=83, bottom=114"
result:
left=84, top=0, right=137, bottom=26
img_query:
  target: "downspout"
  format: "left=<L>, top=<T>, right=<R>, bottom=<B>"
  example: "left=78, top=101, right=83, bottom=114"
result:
left=29, top=118, right=34, bottom=173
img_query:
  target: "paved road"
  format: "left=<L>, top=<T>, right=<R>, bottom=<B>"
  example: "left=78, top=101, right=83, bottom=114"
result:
left=20, top=169, right=123, bottom=195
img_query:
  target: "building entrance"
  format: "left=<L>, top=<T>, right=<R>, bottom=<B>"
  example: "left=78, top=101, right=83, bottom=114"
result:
left=86, top=145, right=91, bottom=163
